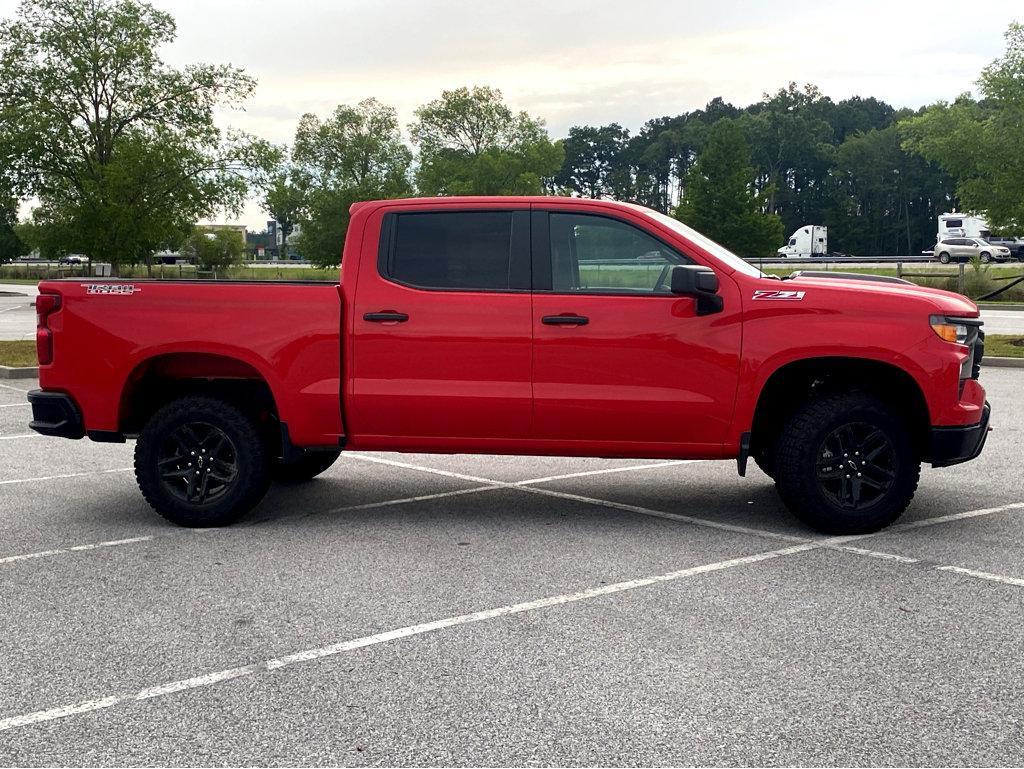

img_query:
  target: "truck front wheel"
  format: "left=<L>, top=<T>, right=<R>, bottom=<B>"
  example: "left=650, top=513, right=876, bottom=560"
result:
left=773, top=393, right=920, bottom=534
left=134, top=395, right=271, bottom=527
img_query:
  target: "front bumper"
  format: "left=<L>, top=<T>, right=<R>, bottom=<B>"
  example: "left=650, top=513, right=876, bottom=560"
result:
left=930, top=401, right=991, bottom=468
left=27, top=390, right=85, bottom=439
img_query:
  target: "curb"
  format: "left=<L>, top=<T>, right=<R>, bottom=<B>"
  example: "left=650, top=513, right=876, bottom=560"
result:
left=981, top=357, right=1024, bottom=369
left=978, top=303, right=1024, bottom=311
left=0, top=365, right=38, bottom=379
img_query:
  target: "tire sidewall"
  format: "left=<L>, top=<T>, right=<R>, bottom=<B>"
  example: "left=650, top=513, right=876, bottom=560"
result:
left=775, top=395, right=919, bottom=534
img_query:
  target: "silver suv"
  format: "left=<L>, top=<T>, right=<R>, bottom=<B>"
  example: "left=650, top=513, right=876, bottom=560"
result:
left=935, top=238, right=1012, bottom=263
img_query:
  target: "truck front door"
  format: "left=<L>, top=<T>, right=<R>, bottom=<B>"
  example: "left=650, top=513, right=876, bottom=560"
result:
left=530, top=209, right=743, bottom=455
left=349, top=207, right=533, bottom=445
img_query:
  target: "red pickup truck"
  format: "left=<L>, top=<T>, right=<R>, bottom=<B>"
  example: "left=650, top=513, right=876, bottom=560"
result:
left=28, top=197, right=989, bottom=534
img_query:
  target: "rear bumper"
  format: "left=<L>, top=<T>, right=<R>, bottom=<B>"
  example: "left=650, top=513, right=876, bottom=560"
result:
left=931, top=401, right=991, bottom=467
left=27, top=390, right=85, bottom=439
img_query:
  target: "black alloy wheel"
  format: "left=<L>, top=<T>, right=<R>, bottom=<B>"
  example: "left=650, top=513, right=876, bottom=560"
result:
left=157, top=422, right=239, bottom=505
left=815, top=422, right=897, bottom=511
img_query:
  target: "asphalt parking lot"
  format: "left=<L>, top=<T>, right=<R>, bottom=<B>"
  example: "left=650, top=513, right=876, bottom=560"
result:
left=1, top=371, right=1023, bottom=766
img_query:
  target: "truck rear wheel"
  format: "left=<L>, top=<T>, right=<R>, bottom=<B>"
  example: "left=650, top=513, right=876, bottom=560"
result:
left=134, top=395, right=271, bottom=527
left=273, top=450, right=341, bottom=483
left=773, top=393, right=920, bottom=534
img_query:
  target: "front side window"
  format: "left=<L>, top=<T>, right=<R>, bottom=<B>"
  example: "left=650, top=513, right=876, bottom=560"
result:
left=549, top=213, right=688, bottom=294
left=388, top=212, right=515, bottom=290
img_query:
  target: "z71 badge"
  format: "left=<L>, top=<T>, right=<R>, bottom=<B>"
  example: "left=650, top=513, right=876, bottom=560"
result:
left=752, top=289, right=805, bottom=301
left=83, top=284, right=140, bottom=295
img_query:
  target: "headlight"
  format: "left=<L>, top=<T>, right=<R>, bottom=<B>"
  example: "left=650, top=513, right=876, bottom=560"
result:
left=930, top=316, right=969, bottom=344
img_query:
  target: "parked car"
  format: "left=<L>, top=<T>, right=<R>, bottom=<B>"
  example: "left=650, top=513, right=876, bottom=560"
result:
left=935, top=238, right=1012, bottom=263
left=28, top=196, right=989, bottom=535
left=985, top=236, right=1024, bottom=260
left=57, top=255, right=88, bottom=265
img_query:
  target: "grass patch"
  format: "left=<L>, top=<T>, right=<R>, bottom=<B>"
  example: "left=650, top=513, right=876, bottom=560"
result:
left=985, top=335, right=1024, bottom=358
left=0, top=340, right=37, bottom=367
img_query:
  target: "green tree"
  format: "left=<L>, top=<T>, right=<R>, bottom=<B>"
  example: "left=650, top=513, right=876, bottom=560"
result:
left=900, top=23, right=1024, bottom=230
left=182, top=228, right=244, bottom=271
left=0, top=197, right=27, bottom=262
left=0, top=0, right=274, bottom=274
left=556, top=124, right=630, bottom=199
left=674, top=120, right=783, bottom=257
left=290, top=98, right=413, bottom=267
left=263, top=168, right=304, bottom=259
left=739, top=83, right=836, bottom=233
left=410, top=86, right=563, bottom=195
left=827, top=125, right=953, bottom=255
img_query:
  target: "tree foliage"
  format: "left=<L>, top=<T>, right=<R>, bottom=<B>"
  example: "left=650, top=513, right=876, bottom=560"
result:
left=0, top=0, right=275, bottom=272
left=901, top=23, right=1024, bottom=231
left=410, top=86, right=563, bottom=195
left=674, top=120, right=783, bottom=257
left=181, top=228, right=244, bottom=271
left=289, top=98, right=413, bottom=267
left=0, top=191, right=27, bottom=262
left=262, top=168, right=304, bottom=257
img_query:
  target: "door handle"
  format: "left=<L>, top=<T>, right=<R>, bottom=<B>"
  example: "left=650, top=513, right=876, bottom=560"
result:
left=363, top=311, right=409, bottom=323
left=542, top=314, right=589, bottom=326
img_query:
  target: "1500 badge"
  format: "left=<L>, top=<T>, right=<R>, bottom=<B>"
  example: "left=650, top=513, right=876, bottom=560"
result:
left=752, top=289, right=805, bottom=301
left=82, top=284, right=140, bottom=295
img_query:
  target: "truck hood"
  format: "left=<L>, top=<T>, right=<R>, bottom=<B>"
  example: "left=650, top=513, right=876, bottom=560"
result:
left=782, top=271, right=979, bottom=316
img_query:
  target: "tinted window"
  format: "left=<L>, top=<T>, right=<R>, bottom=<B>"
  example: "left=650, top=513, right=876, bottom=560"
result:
left=390, top=212, right=514, bottom=290
left=945, top=218, right=963, bottom=228
left=549, top=213, right=688, bottom=294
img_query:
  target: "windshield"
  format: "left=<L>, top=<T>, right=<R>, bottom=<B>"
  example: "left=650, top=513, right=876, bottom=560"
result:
left=639, top=207, right=766, bottom=278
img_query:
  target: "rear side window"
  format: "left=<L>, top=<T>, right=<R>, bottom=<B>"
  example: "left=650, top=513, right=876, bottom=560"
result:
left=387, top=212, right=518, bottom=290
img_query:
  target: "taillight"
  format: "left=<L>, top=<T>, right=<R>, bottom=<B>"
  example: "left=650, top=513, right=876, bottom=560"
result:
left=35, top=293, right=61, bottom=365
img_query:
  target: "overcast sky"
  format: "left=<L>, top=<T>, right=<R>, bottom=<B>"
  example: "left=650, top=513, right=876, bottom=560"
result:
left=2, top=0, right=1020, bottom=228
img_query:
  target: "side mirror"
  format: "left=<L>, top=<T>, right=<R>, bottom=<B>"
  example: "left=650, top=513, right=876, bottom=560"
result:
left=669, top=265, right=724, bottom=316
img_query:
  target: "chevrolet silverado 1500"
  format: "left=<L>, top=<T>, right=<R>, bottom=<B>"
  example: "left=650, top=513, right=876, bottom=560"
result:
left=28, top=197, right=990, bottom=533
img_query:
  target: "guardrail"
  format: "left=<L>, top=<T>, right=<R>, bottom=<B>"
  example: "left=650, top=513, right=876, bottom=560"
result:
left=743, top=256, right=979, bottom=293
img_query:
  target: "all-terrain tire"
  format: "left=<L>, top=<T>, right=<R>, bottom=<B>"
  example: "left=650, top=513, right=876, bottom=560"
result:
left=135, top=395, right=271, bottom=527
left=774, top=393, right=920, bottom=534
left=273, top=450, right=341, bottom=483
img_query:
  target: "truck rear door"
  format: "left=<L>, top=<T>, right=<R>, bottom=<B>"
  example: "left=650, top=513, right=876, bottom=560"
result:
left=348, top=206, right=533, bottom=445
left=529, top=207, right=742, bottom=454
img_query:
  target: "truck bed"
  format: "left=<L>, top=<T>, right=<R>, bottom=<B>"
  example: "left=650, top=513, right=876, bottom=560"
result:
left=36, top=279, right=345, bottom=447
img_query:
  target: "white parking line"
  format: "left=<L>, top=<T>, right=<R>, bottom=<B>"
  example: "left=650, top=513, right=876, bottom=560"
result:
left=0, top=539, right=820, bottom=734
left=0, top=468, right=132, bottom=486
left=0, top=433, right=41, bottom=440
left=0, top=383, right=32, bottom=393
left=344, top=454, right=1024, bottom=577
left=935, top=565, right=1024, bottom=588
left=0, top=536, right=152, bottom=565
left=0, top=402, right=30, bottom=408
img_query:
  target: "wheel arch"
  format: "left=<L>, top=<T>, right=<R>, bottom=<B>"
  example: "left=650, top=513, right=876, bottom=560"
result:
left=118, top=352, right=281, bottom=440
left=749, top=356, right=932, bottom=460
